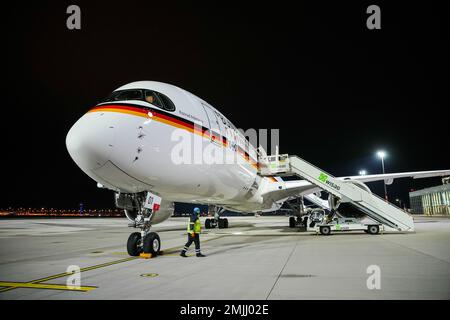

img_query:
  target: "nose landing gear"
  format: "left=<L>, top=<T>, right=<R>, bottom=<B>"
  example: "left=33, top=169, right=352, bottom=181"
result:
left=127, top=232, right=143, bottom=256
left=125, top=192, right=162, bottom=257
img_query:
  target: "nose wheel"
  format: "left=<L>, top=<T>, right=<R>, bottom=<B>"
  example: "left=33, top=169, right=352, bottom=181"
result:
left=126, top=231, right=161, bottom=256
left=127, top=213, right=162, bottom=257
left=127, top=232, right=143, bottom=256
left=143, top=232, right=161, bottom=254
left=125, top=192, right=162, bottom=257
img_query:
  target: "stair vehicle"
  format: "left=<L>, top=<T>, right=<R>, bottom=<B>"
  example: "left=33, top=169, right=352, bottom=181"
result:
left=309, top=217, right=383, bottom=235
left=259, top=154, right=415, bottom=234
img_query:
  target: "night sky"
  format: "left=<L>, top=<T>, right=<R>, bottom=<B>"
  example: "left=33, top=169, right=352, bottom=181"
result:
left=2, top=1, right=448, bottom=210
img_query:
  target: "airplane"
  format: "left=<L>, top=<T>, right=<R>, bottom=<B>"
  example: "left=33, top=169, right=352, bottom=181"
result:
left=66, top=81, right=450, bottom=256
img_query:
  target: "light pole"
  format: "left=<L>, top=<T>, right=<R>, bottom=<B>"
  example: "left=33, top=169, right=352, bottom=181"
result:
left=377, top=150, right=388, bottom=201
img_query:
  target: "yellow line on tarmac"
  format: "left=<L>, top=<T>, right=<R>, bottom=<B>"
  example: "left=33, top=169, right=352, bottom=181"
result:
left=30, top=257, right=138, bottom=284
left=0, top=257, right=137, bottom=293
left=0, top=281, right=97, bottom=292
left=0, top=234, right=225, bottom=294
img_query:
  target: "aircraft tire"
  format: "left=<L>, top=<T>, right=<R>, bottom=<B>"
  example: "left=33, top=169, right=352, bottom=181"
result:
left=205, top=219, right=211, bottom=229
left=218, top=219, right=225, bottom=229
left=224, top=218, right=229, bottom=228
left=143, top=232, right=161, bottom=255
left=127, top=232, right=142, bottom=256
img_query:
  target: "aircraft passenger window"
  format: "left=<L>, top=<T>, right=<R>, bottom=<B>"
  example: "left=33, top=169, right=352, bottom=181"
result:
left=156, top=93, right=176, bottom=112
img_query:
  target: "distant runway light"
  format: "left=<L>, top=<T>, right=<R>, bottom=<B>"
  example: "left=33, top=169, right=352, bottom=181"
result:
left=359, top=170, right=367, bottom=176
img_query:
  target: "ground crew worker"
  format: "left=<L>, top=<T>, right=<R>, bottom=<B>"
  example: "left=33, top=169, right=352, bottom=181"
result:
left=180, top=207, right=206, bottom=257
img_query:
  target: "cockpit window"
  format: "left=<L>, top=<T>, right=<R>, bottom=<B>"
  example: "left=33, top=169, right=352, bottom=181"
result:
left=109, top=90, right=143, bottom=101
left=144, top=90, right=163, bottom=108
left=102, top=89, right=176, bottom=112
left=156, top=92, right=176, bottom=111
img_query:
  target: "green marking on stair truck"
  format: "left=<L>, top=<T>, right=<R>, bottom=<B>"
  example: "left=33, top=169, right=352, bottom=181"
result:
left=318, top=172, right=341, bottom=190
left=318, top=173, right=328, bottom=182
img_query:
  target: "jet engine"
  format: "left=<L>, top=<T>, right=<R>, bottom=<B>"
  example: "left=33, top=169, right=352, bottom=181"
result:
left=343, top=179, right=372, bottom=193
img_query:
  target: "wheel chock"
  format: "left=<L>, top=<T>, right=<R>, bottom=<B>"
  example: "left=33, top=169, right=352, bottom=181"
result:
left=139, top=253, right=152, bottom=259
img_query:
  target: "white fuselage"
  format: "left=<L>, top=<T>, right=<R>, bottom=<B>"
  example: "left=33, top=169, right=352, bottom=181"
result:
left=66, top=81, right=276, bottom=216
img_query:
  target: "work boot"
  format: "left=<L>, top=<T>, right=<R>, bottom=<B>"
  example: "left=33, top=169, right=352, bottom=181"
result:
left=196, top=253, right=206, bottom=257
left=180, top=251, right=188, bottom=257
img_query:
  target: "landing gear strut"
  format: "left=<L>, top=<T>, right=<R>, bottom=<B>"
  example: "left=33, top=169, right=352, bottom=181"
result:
left=287, top=196, right=308, bottom=229
left=205, top=206, right=229, bottom=229
left=123, top=192, right=162, bottom=257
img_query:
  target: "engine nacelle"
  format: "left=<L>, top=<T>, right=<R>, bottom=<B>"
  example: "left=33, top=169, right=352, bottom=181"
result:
left=344, top=179, right=372, bottom=193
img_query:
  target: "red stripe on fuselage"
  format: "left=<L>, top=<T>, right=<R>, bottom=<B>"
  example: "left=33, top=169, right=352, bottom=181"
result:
left=89, top=104, right=254, bottom=162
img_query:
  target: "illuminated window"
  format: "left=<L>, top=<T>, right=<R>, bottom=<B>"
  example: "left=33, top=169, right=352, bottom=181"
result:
left=101, top=89, right=176, bottom=112
left=144, top=90, right=163, bottom=108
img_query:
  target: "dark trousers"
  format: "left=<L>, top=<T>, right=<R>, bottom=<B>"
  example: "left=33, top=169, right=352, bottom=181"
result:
left=182, top=233, right=200, bottom=254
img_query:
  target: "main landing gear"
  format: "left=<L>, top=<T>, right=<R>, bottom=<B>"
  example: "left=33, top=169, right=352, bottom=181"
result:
left=205, top=217, right=229, bottom=229
left=122, top=192, right=162, bottom=257
left=204, top=206, right=229, bottom=229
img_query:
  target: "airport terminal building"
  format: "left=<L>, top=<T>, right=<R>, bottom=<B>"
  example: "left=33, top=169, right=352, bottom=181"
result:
left=409, top=181, right=450, bottom=215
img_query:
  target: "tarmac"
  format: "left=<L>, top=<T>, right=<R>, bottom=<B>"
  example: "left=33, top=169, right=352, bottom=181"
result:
left=0, top=215, right=449, bottom=299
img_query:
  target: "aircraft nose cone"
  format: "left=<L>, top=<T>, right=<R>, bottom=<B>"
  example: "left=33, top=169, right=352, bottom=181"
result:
left=66, top=113, right=115, bottom=171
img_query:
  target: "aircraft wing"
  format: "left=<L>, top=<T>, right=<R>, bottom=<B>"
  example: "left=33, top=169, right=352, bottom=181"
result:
left=262, top=180, right=320, bottom=204
left=262, top=169, right=450, bottom=204
left=338, top=170, right=450, bottom=184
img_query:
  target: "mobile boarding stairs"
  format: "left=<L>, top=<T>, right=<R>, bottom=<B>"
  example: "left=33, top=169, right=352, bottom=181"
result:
left=258, top=154, right=415, bottom=233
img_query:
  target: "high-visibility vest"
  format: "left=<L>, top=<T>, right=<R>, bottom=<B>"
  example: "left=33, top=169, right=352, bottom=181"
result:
left=187, top=217, right=201, bottom=233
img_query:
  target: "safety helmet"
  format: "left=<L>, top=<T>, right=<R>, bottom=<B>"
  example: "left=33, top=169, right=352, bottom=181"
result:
left=193, top=207, right=201, bottom=214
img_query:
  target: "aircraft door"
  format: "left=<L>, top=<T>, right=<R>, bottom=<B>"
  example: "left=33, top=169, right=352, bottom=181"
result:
left=202, top=103, right=223, bottom=144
